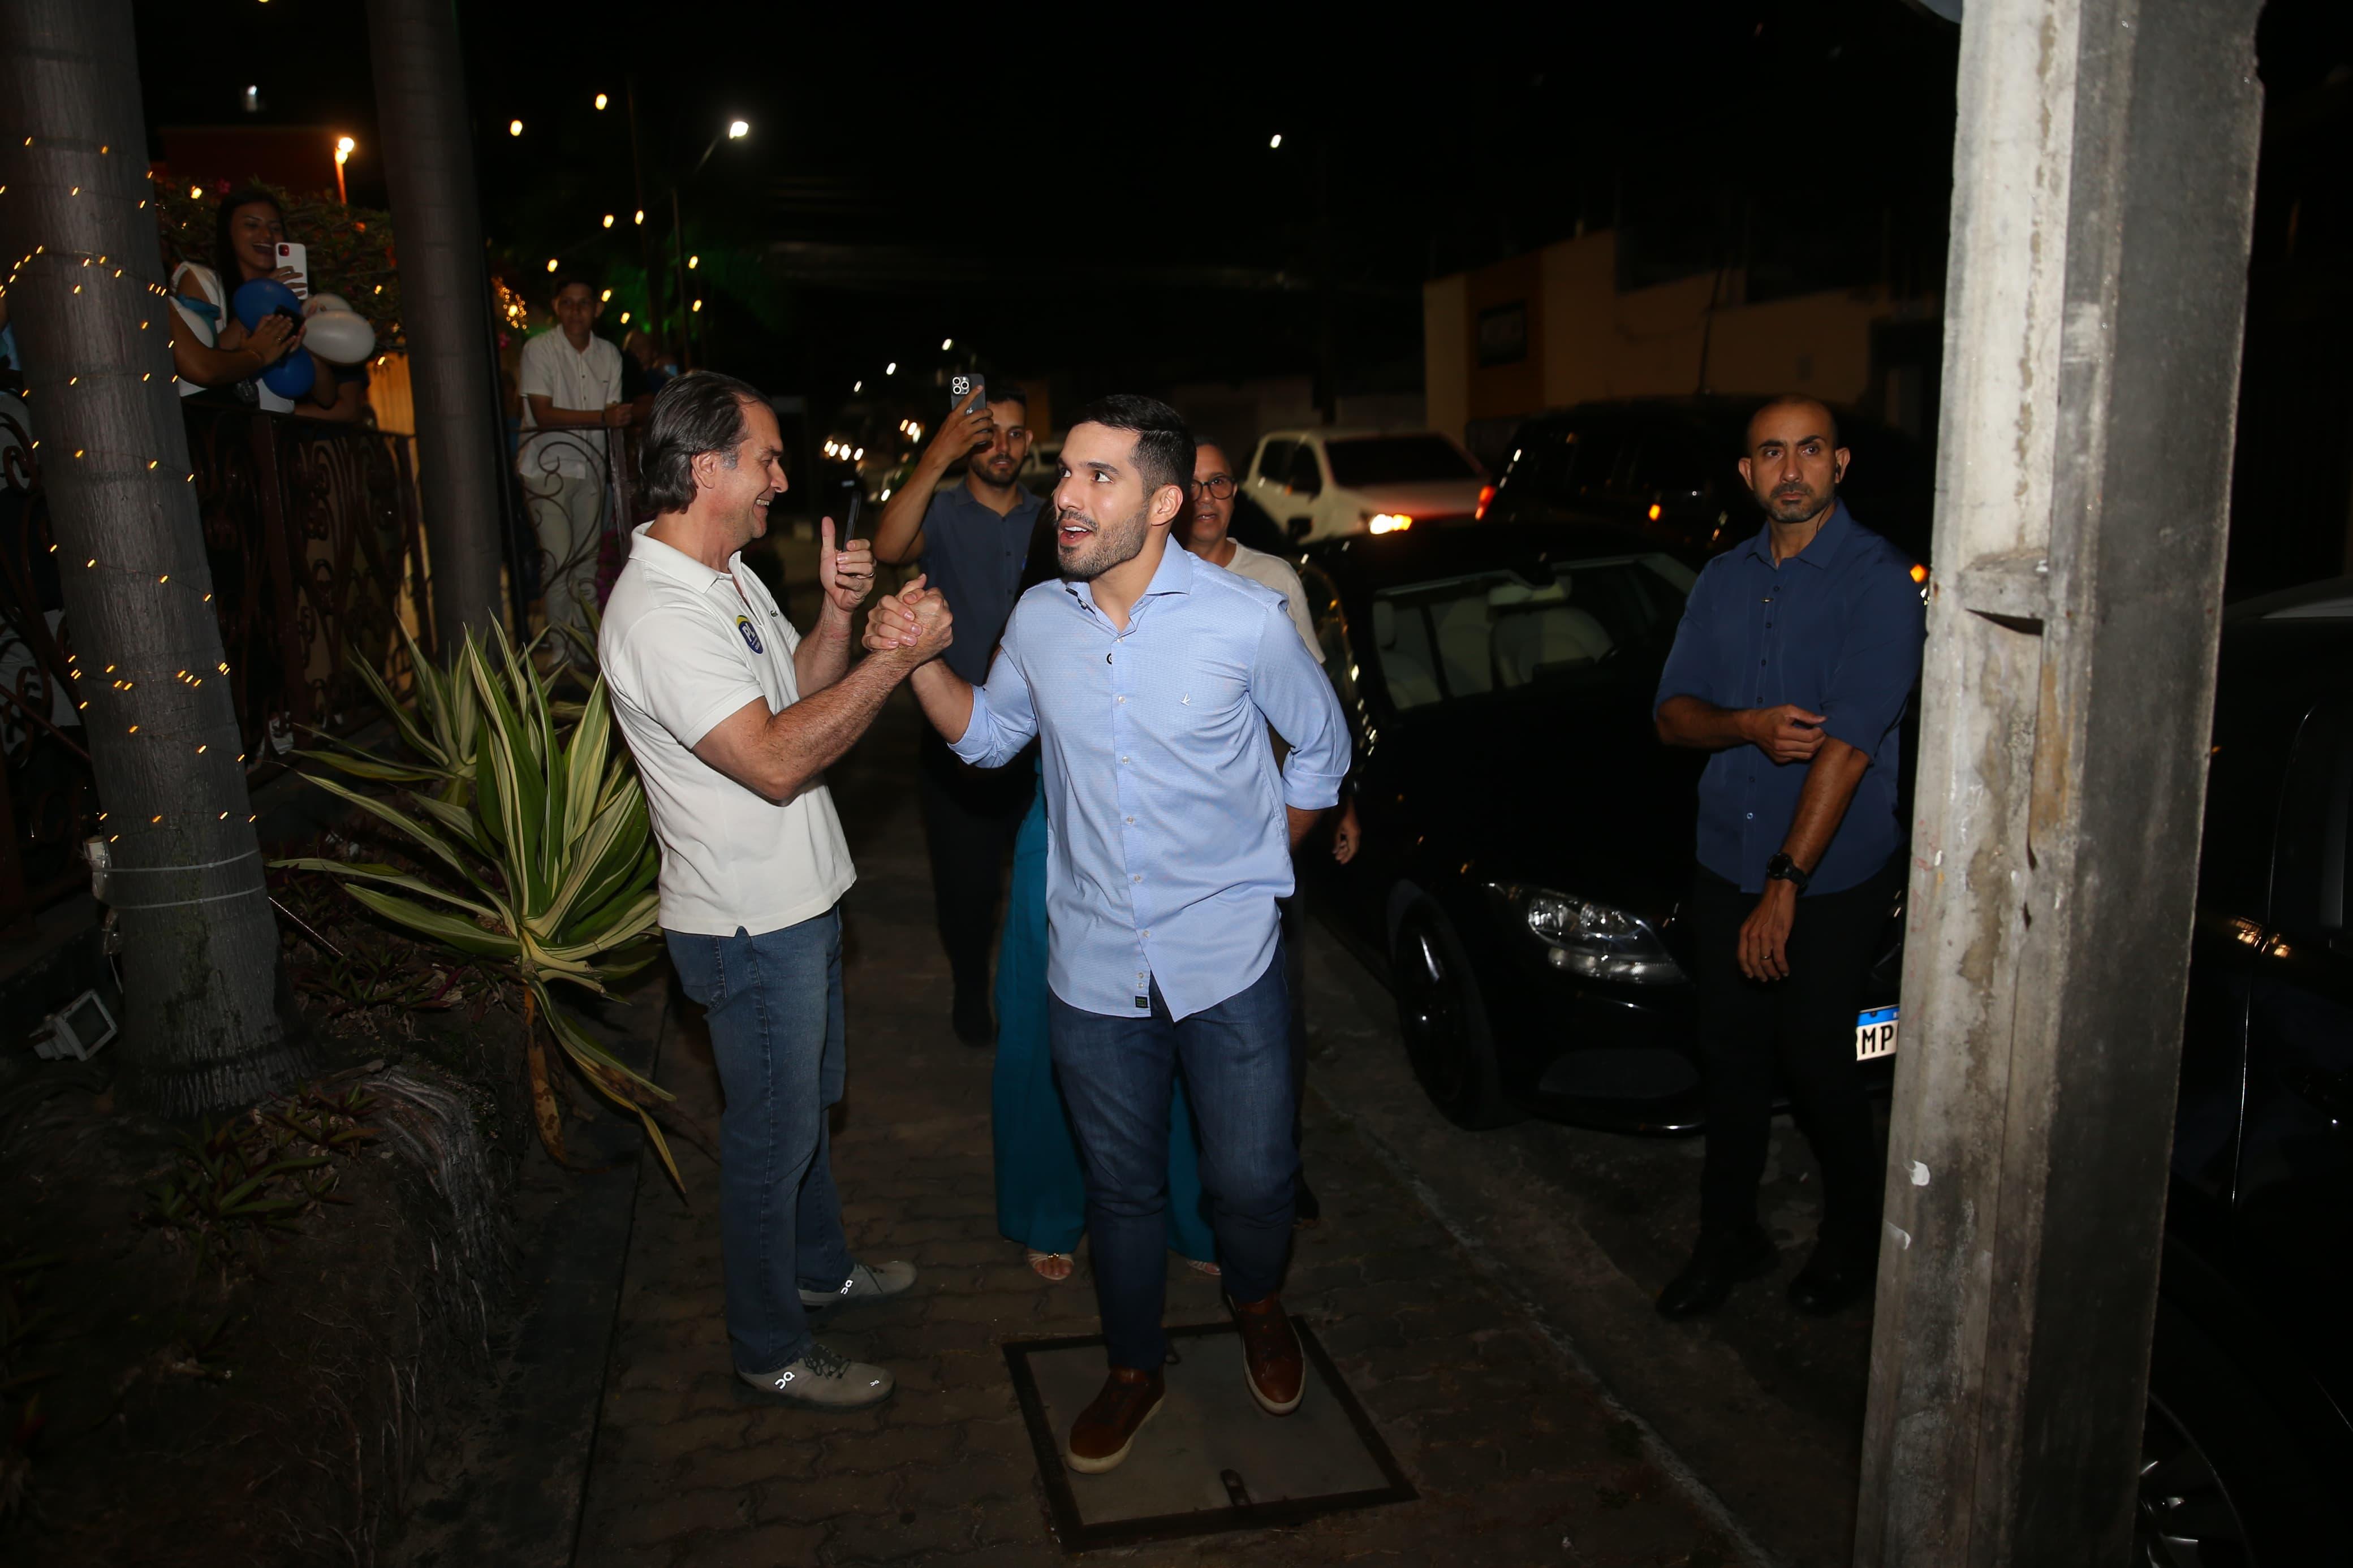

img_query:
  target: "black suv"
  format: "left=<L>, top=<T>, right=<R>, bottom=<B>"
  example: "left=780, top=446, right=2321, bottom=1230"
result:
left=1479, top=396, right=1937, bottom=570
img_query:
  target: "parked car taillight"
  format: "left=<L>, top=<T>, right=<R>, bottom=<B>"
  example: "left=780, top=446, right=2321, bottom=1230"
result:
left=1475, top=484, right=1496, bottom=520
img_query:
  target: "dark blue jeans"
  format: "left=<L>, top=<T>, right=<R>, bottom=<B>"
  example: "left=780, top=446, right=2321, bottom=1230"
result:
left=1049, top=948, right=1297, bottom=1371
left=666, top=908, right=854, bottom=1375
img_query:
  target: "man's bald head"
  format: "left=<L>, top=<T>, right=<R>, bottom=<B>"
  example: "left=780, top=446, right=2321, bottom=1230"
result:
left=1740, top=396, right=1850, bottom=528
left=1746, top=395, right=1839, bottom=453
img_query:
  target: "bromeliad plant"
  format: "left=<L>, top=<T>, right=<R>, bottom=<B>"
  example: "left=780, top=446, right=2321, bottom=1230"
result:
left=278, top=628, right=678, bottom=1186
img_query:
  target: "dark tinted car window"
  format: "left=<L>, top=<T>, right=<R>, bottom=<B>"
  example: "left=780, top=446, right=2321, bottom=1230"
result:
left=1510, top=424, right=1627, bottom=509
left=1324, top=435, right=1480, bottom=487
left=1574, top=425, right=1631, bottom=502
left=1285, top=444, right=1324, bottom=494
left=1627, top=429, right=1717, bottom=503
left=1257, top=438, right=1295, bottom=483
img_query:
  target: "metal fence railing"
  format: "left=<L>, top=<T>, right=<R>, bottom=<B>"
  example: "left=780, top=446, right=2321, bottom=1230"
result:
left=0, top=396, right=428, bottom=924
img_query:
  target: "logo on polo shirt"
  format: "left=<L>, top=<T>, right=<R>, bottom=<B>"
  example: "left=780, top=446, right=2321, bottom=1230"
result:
left=735, top=614, right=764, bottom=655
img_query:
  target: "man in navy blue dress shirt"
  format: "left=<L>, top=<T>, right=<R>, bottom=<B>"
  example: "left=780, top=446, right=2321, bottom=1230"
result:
left=869, top=396, right=1350, bottom=1475
left=1652, top=395, right=1926, bottom=1320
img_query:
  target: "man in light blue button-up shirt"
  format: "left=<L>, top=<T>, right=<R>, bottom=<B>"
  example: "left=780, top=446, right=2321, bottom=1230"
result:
left=870, top=396, right=1348, bottom=1472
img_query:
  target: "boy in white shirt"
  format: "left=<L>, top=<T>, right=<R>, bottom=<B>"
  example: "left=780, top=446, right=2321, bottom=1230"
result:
left=518, top=275, right=628, bottom=659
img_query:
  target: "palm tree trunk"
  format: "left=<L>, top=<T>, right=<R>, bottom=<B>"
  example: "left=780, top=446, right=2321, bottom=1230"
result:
left=365, top=0, right=508, bottom=653
left=0, top=0, right=307, bottom=1113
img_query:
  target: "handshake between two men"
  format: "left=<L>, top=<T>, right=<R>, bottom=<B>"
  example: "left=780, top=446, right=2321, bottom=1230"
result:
left=864, top=576, right=952, bottom=666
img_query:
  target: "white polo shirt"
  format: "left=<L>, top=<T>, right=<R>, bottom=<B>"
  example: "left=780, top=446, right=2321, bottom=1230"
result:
left=516, top=329, right=624, bottom=480
left=600, top=523, right=855, bottom=936
left=1221, top=541, right=1320, bottom=656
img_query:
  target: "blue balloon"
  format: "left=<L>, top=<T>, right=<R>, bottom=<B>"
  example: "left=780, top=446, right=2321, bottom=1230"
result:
left=231, top=277, right=302, bottom=330
left=262, top=349, right=316, bottom=400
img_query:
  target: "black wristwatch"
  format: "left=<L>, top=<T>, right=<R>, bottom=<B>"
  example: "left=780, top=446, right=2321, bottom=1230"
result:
left=1765, top=853, right=1811, bottom=893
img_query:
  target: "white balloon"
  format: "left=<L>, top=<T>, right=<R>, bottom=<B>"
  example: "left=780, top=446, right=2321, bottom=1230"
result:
left=304, top=292, right=354, bottom=318
left=304, top=309, right=377, bottom=365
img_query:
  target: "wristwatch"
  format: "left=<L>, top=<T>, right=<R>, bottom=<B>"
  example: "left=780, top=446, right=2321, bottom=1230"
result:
left=1765, top=853, right=1811, bottom=893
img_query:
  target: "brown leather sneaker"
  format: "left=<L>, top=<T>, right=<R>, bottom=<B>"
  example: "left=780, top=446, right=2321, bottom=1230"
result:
left=1230, top=1293, right=1304, bottom=1415
left=1065, top=1365, right=1165, bottom=1474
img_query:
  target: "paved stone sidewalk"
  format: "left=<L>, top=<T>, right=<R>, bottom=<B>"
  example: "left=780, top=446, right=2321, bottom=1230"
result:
left=572, top=699, right=1745, bottom=1567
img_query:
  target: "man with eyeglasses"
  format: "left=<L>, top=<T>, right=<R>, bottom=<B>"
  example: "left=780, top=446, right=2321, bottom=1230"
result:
left=872, top=385, right=1044, bottom=1046
left=1182, top=443, right=1319, bottom=651
left=1181, top=440, right=1361, bottom=1226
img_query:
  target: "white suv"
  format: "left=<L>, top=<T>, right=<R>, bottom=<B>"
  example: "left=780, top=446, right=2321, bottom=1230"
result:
left=1243, top=429, right=1488, bottom=543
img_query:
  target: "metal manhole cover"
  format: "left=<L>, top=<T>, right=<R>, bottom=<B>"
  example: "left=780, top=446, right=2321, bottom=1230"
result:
left=1003, top=1319, right=1415, bottom=1552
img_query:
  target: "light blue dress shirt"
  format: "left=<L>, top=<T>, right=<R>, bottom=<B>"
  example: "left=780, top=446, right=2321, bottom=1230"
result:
left=950, top=541, right=1350, bottom=1021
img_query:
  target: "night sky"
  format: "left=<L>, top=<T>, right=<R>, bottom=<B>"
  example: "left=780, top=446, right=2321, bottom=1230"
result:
left=132, top=3, right=1964, bottom=394
left=128, top=0, right=2352, bottom=589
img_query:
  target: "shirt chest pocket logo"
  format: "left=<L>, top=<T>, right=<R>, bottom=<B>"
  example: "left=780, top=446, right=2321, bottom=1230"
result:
left=1164, top=669, right=1246, bottom=724
left=735, top=615, right=764, bottom=656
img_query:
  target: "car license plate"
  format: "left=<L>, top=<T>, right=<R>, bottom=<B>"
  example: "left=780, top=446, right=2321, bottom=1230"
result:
left=1855, top=1005, right=1899, bottom=1061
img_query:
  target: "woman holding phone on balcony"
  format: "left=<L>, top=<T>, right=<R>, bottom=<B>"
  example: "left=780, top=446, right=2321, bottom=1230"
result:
left=168, top=187, right=349, bottom=420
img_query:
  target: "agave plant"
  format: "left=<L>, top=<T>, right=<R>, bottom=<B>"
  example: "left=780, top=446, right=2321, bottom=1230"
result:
left=292, top=620, right=479, bottom=804
left=278, top=627, right=678, bottom=1186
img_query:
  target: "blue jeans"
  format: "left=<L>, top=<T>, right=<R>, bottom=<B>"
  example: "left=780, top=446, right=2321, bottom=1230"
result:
left=666, top=908, right=854, bottom=1375
left=1049, top=948, right=1298, bottom=1371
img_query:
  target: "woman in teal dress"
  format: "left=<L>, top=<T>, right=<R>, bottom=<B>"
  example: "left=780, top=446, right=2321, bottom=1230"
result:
left=993, top=761, right=1219, bottom=1280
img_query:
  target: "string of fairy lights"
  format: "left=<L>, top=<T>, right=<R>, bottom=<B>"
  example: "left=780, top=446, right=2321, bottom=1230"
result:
left=5, top=135, right=265, bottom=842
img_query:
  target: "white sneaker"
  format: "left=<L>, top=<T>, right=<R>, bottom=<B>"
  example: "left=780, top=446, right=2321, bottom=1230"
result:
left=739, top=1341, right=895, bottom=1409
left=799, top=1260, right=917, bottom=1310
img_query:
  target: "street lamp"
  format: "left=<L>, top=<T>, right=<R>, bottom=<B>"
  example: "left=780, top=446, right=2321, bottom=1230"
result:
left=594, top=92, right=609, bottom=111
left=509, top=119, right=524, bottom=137
left=333, top=135, right=354, bottom=203
left=670, top=117, right=752, bottom=369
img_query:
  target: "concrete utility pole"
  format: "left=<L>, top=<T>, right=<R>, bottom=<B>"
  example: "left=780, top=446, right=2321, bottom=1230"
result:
left=367, top=0, right=506, bottom=650
left=1856, top=2, right=2265, bottom=1564
left=0, top=0, right=305, bottom=1113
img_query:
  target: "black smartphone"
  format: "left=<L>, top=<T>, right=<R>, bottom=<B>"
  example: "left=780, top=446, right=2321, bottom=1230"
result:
left=839, top=480, right=863, bottom=543
left=950, top=372, right=986, bottom=413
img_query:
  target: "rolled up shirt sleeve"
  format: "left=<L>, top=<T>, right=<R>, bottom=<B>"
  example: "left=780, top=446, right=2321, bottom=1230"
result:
left=947, top=643, right=1038, bottom=769
left=1653, top=564, right=1725, bottom=717
left=1251, top=603, right=1350, bottom=810
left=1817, top=562, right=1927, bottom=760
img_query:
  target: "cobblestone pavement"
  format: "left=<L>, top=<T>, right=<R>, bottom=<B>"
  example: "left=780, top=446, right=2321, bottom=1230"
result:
left=572, top=698, right=1750, bottom=1567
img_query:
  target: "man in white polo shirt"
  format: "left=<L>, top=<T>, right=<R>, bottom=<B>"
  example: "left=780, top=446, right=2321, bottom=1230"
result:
left=600, top=372, right=953, bottom=1410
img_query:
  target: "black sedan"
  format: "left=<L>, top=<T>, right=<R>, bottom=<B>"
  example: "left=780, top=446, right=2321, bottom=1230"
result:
left=2140, top=575, right=2352, bottom=1563
left=1290, top=524, right=2347, bottom=1559
left=1291, top=518, right=1904, bottom=1133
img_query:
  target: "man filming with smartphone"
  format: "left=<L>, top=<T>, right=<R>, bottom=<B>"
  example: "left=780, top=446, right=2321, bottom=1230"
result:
left=872, top=379, right=1043, bottom=1046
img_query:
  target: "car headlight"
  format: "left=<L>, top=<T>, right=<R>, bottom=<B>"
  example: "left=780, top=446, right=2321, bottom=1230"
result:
left=1486, top=882, right=1684, bottom=984
left=1365, top=512, right=1413, bottom=534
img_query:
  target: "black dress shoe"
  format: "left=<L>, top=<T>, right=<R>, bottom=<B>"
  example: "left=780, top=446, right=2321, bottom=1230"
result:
left=1656, top=1228, right=1778, bottom=1320
left=1292, top=1177, right=1321, bottom=1228
left=951, top=990, right=994, bottom=1048
left=1787, top=1241, right=1877, bottom=1315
